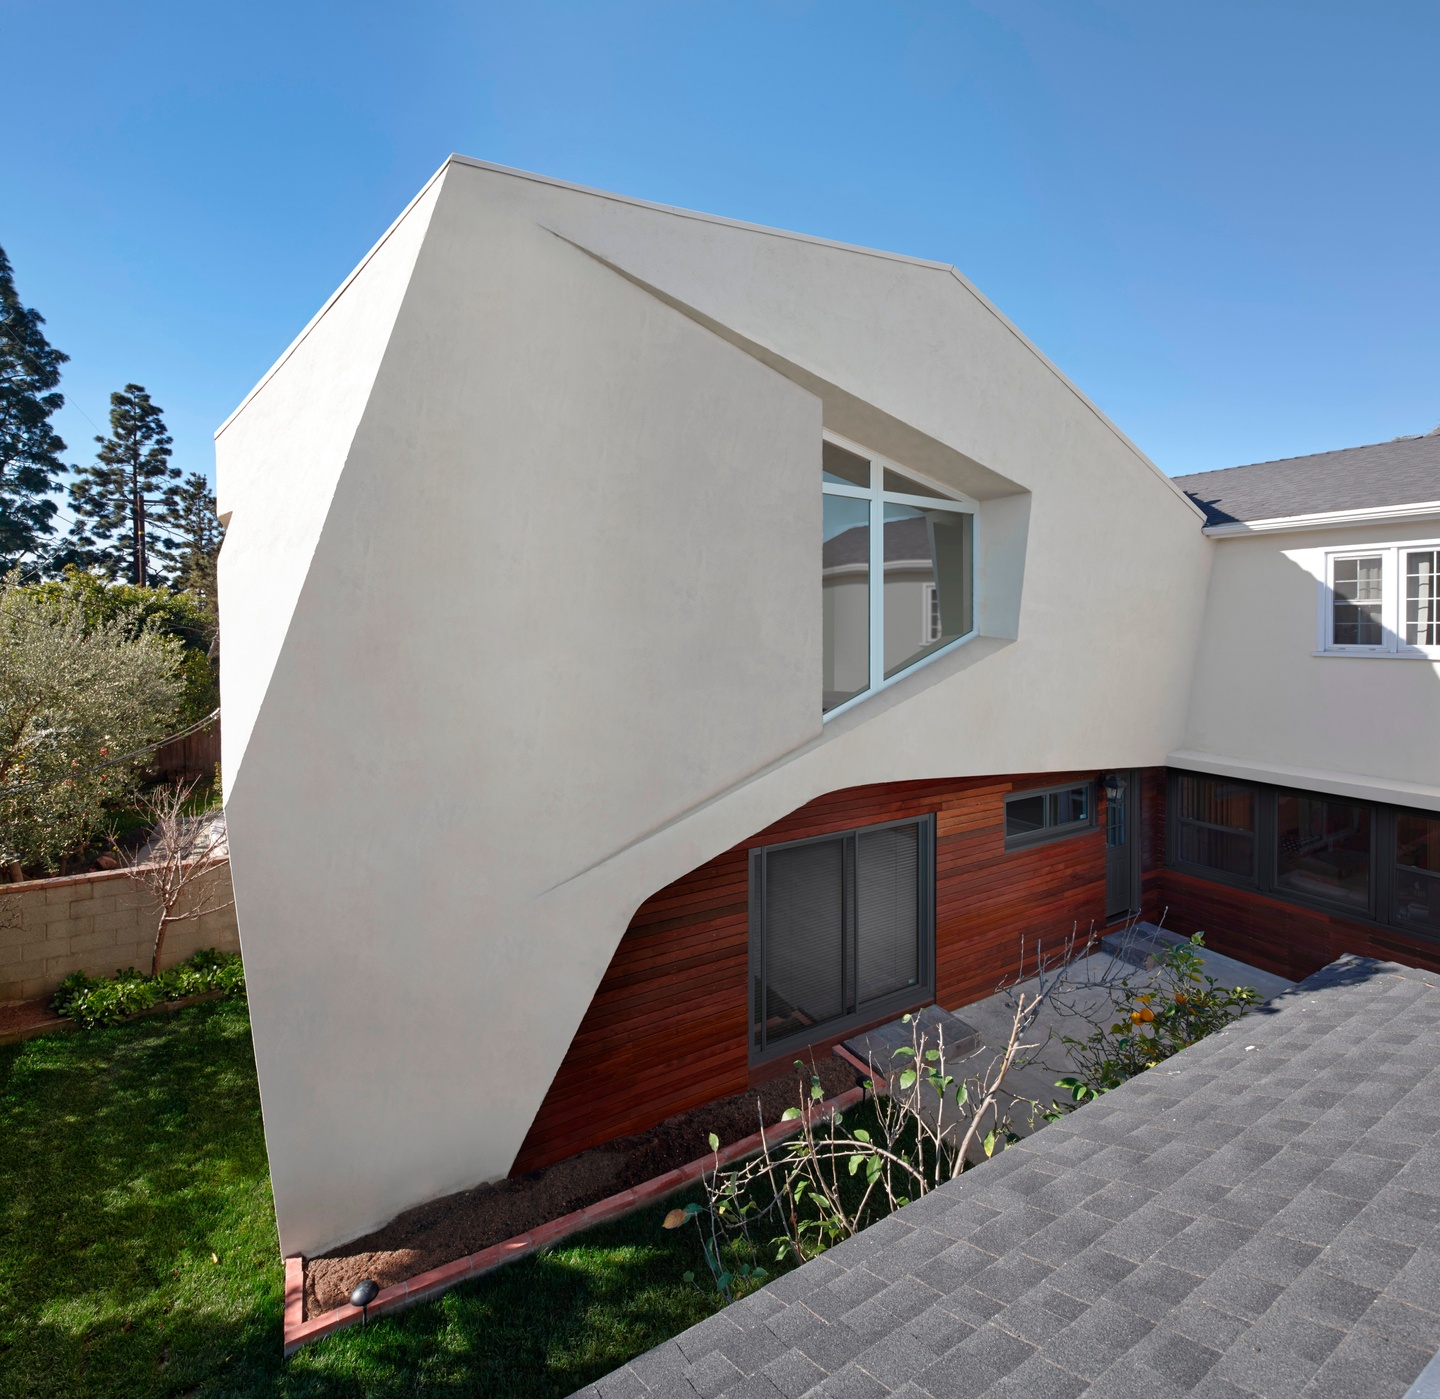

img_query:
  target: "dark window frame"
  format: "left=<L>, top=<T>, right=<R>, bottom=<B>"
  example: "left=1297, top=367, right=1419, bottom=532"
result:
left=1003, top=781, right=1096, bottom=852
left=1166, top=768, right=1438, bottom=939
left=748, top=813, right=935, bottom=1066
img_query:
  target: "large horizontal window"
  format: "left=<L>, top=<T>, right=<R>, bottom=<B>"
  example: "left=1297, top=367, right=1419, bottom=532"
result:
left=749, top=815, right=934, bottom=1060
left=1004, top=782, right=1094, bottom=850
left=822, top=437, right=975, bottom=717
left=1167, top=769, right=1440, bottom=938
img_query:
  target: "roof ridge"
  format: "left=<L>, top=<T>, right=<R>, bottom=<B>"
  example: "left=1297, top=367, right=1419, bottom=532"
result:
left=1175, top=433, right=1438, bottom=481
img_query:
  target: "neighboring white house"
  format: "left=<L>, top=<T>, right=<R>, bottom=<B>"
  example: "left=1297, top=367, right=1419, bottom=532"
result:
left=215, top=156, right=1439, bottom=1261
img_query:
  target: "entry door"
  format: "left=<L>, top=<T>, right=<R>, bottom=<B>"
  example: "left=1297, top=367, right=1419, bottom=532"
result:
left=1105, top=770, right=1141, bottom=920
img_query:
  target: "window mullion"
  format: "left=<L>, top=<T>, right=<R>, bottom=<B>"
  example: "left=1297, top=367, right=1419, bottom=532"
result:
left=869, top=472, right=884, bottom=693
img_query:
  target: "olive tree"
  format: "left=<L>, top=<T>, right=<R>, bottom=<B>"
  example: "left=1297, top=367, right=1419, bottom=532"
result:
left=0, top=572, right=182, bottom=872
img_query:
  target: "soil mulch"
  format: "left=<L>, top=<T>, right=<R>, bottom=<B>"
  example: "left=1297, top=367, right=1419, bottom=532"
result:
left=304, top=1051, right=860, bottom=1316
left=0, top=997, right=68, bottom=1045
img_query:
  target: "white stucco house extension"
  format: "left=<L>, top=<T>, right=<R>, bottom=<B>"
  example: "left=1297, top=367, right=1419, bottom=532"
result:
left=215, top=156, right=1440, bottom=1262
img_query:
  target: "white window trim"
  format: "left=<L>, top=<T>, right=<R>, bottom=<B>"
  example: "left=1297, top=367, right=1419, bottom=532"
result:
left=822, top=430, right=978, bottom=721
left=1316, top=539, right=1440, bottom=660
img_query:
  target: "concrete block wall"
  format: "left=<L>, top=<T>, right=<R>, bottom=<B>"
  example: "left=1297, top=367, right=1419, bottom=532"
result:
left=0, top=863, right=240, bottom=1003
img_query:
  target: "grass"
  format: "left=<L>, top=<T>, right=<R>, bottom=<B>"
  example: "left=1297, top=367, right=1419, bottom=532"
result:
left=0, top=997, right=770, bottom=1398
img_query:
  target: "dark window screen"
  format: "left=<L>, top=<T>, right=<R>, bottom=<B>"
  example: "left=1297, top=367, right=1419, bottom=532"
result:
left=753, top=817, right=931, bottom=1056
left=762, top=838, right=845, bottom=1044
left=856, top=824, right=920, bottom=1004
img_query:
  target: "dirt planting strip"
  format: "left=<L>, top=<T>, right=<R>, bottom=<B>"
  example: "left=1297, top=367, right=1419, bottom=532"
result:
left=286, top=1055, right=865, bottom=1355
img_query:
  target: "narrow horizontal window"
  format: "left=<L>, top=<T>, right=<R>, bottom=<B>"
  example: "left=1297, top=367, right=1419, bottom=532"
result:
left=1174, top=774, right=1257, bottom=881
left=1004, top=783, right=1093, bottom=849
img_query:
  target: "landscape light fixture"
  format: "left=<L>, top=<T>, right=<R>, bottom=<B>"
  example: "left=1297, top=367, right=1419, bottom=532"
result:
left=349, top=1278, right=379, bottom=1325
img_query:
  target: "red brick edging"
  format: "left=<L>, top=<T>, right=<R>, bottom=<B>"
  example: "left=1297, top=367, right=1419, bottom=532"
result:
left=282, top=1079, right=868, bottom=1356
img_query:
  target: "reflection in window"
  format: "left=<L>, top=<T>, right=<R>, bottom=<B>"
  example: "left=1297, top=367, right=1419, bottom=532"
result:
left=820, top=438, right=974, bottom=715
left=822, top=441, right=870, bottom=488
left=1175, top=775, right=1257, bottom=880
left=1277, top=793, right=1371, bottom=910
left=1406, top=551, right=1439, bottom=648
left=1396, top=811, right=1440, bottom=935
left=1332, top=556, right=1384, bottom=646
left=882, top=506, right=973, bottom=679
left=822, top=495, right=869, bottom=712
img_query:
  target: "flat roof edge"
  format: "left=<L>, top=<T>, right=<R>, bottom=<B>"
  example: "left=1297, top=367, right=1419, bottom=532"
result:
left=1167, top=749, right=1440, bottom=813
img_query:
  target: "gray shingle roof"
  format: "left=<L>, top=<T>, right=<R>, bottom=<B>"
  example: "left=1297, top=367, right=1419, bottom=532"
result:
left=1174, top=433, right=1440, bottom=526
left=578, top=956, right=1440, bottom=1399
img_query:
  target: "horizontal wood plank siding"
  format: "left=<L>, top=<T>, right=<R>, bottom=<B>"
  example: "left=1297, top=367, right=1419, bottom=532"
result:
left=1158, top=869, right=1440, bottom=984
left=513, top=769, right=1160, bottom=1175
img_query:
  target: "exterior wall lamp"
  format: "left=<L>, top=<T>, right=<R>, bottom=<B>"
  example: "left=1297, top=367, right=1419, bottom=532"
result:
left=1100, top=774, right=1127, bottom=803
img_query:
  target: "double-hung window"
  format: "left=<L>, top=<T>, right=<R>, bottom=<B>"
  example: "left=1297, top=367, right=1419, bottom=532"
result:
left=822, top=436, right=976, bottom=716
left=1321, top=543, right=1440, bottom=657
left=749, top=816, right=935, bottom=1059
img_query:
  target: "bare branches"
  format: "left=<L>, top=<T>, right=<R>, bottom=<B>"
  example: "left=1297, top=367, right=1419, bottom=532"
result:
left=120, top=779, right=231, bottom=977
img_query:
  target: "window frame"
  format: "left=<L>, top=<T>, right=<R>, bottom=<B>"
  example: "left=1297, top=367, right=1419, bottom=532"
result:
left=822, top=431, right=978, bottom=720
left=1166, top=768, right=1440, bottom=939
left=747, top=813, right=936, bottom=1065
left=1169, top=772, right=1262, bottom=890
left=1318, top=541, right=1440, bottom=659
left=1002, top=781, right=1097, bottom=852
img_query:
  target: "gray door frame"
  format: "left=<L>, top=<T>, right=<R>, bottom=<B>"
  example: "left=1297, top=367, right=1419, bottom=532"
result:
left=1105, top=769, right=1142, bottom=920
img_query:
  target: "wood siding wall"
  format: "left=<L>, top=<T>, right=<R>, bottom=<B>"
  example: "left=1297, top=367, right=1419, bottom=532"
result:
left=1158, top=870, right=1440, bottom=984
left=514, top=769, right=1163, bottom=1175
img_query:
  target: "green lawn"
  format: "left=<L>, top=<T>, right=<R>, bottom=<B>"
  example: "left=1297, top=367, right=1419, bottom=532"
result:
left=0, top=998, right=761, bottom=1398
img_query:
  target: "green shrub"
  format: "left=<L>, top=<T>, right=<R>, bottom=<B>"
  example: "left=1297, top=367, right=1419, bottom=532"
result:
left=1058, top=933, right=1262, bottom=1093
left=51, top=948, right=244, bottom=1028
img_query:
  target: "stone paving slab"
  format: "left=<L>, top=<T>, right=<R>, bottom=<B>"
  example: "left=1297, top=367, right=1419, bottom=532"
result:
left=576, top=957, right=1440, bottom=1399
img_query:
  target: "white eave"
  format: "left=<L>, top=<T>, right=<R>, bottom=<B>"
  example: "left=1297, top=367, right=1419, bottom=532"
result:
left=1202, top=499, right=1440, bottom=537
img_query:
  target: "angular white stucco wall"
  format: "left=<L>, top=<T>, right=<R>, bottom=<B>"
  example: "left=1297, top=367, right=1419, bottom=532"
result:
left=218, top=157, right=1213, bottom=1256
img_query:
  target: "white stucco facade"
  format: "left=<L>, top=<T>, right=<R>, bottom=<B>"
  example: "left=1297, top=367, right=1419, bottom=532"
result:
left=217, top=157, right=1215, bottom=1257
left=1175, top=517, right=1440, bottom=809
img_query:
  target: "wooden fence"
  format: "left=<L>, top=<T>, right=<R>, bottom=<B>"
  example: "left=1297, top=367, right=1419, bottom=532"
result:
left=147, top=714, right=222, bottom=783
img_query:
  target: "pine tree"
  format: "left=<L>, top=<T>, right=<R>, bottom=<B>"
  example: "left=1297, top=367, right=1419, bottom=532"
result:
left=69, top=384, right=181, bottom=586
left=163, top=471, right=224, bottom=608
left=0, top=244, right=69, bottom=573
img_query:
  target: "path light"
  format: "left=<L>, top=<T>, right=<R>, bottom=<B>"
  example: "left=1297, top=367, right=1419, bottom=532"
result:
left=349, top=1278, right=379, bottom=1326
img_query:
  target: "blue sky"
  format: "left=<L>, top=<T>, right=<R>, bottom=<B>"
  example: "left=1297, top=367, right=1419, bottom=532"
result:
left=4, top=0, right=1437, bottom=495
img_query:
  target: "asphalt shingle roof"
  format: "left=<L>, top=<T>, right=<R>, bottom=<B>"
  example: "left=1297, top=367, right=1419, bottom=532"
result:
left=578, top=956, right=1440, bottom=1399
left=1174, top=433, right=1440, bottom=526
